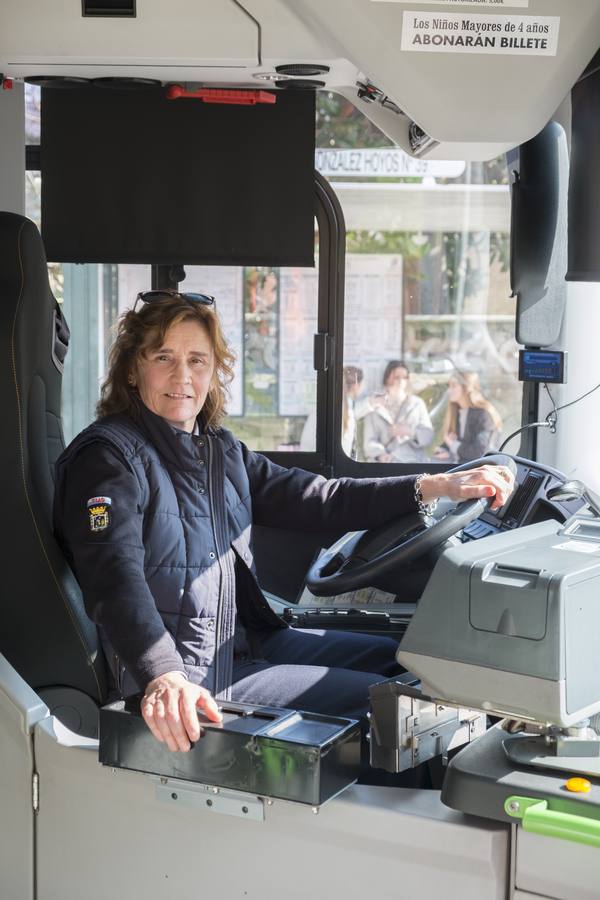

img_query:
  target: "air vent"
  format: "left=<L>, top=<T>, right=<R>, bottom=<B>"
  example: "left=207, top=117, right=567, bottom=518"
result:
left=275, top=79, right=325, bottom=90
left=503, top=472, right=543, bottom=525
left=82, top=0, right=136, bottom=16
left=276, top=64, right=330, bottom=77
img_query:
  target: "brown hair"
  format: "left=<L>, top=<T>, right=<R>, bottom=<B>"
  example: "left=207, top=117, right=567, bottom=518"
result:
left=443, top=370, right=502, bottom=435
left=97, top=296, right=235, bottom=428
left=382, top=359, right=409, bottom=387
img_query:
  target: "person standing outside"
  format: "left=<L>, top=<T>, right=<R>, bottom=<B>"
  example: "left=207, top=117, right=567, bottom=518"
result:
left=364, top=360, right=434, bottom=463
left=434, top=370, right=502, bottom=463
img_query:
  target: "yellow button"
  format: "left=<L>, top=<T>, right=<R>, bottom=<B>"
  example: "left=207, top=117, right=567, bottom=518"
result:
left=565, top=777, right=591, bottom=793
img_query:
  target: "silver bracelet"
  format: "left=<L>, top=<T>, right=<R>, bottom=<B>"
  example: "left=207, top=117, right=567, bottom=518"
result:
left=414, top=473, right=438, bottom=516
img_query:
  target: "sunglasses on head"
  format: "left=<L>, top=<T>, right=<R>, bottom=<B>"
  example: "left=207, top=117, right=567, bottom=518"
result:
left=134, top=290, right=215, bottom=311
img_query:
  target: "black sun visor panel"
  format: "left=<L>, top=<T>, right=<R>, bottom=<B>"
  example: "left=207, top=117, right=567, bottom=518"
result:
left=568, top=66, right=600, bottom=282
left=40, top=86, right=315, bottom=266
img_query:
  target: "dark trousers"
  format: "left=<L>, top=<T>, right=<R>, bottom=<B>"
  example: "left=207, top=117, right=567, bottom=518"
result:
left=233, top=627, right=435, bottom=787
left=230, top=627, right=402, bottom=722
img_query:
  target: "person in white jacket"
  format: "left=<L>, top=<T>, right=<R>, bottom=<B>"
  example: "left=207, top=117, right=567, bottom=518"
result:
left=363, top=360, right=434, bottom=463
left=341, top=365, right=381, bottom=457
left=300, top=365, right=384, bottom=458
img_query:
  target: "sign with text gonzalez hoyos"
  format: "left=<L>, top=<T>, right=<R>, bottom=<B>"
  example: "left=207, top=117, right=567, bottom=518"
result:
left=315, top=148, right=466, bottom=179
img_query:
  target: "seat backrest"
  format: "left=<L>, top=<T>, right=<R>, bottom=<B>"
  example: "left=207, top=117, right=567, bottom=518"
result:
left=0, top=211, right=106, bottom=732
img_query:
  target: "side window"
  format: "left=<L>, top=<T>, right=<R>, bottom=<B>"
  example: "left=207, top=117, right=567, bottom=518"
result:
left=60, top=264, right=150, bottom=442
left=184, top=255, right=318, bottom=453
left=317, top=92, right=521, bottom=467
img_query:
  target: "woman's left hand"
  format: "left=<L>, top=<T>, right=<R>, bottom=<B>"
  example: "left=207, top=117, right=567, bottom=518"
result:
left=419, top=464, right=515, bottom=512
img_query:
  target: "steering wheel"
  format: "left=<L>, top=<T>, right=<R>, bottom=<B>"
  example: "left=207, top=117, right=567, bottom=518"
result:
left=305, top=454, right=516, bottom=596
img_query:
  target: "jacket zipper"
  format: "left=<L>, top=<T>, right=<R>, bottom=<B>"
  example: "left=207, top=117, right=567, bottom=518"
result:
left=206, top=435, right=225, bottom=696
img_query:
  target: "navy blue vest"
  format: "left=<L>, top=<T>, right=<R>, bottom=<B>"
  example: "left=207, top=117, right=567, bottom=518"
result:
left=56, top=404, right=283, bottom=697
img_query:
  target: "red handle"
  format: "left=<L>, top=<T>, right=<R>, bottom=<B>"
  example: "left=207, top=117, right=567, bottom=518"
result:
left=166, top=85, right=276, bottom=105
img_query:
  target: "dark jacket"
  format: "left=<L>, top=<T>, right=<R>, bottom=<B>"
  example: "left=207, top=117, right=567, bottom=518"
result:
left=456, top=407, right=497, bottom=463
left=54, top=403, right=418, bottom=697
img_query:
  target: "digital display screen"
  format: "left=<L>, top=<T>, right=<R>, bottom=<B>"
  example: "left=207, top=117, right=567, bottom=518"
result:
left=518, top=349, right=567, bottom=384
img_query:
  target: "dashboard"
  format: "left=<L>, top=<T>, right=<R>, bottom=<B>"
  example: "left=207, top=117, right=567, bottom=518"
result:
left=460, top=455, right=584, bottom=542
left=283, top=454, right=586, bottom=635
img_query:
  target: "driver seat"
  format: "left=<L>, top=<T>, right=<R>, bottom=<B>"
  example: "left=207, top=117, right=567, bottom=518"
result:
left=0, top=211, right=106, bottom=736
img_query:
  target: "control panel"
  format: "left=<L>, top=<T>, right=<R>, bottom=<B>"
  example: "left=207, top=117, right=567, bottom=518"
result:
left=461, top=456, right=584, bottom=542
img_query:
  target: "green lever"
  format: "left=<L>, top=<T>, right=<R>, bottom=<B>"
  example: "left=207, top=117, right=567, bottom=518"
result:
left=505, top=795, right=600, bottom=849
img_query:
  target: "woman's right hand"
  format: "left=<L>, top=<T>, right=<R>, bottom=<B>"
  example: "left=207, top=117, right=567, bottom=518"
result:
left=141, top=671, right=222, bottom=752
left=420, top=464, right=514, bottom=512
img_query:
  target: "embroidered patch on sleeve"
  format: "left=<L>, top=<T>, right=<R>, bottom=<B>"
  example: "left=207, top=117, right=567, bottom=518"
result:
left=87, top=496, right=112, bottom=533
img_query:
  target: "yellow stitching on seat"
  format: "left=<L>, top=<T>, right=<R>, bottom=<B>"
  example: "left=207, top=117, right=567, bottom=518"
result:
left=10, top=222, right=102, bottom=699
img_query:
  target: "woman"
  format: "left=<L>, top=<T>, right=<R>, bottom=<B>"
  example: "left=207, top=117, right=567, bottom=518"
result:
left=434, top=371, right=502, bottom=464
left=363, top=360, right=434, bottom=463
left=53, top=293, right=513, bottom=754
left=300, top=365, right=373, bottom=457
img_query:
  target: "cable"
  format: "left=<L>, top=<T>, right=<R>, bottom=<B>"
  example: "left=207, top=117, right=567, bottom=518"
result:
left=543, top=382, right=558, bottom=433
left=548, top=379, right=600, bottom=416
left=499, top=378, right=600, bottom=453
left=498, top=420, right=552, bottom=453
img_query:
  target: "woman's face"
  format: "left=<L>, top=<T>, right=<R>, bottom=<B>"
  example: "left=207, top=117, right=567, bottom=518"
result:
left=385, top=366, right=409, bottom=396
left=448, top=377, right=466, bottom=405
left=134, top=319, right=215, bottom=432
left=347, top=379, right=363, bottom=399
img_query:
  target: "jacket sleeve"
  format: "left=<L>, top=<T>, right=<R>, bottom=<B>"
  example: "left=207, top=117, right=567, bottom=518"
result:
left=353, top=396, right=374, bottom=421
left=53, top=442, right=186, bottom=690
left=363, top=411, right=388, bottom=460
left=240, top=443, right=419, bottom=531
left=408, top=398, right=434, bottom=451
left=457, top=408, right=495, bottom=462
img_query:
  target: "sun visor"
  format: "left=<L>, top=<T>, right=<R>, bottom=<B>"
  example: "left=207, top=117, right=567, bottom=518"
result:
left=40, top=86, right=315, bottom=267
left=510, top=121, right=568, bottom=348
left=567, top=67, right=600, bottom=282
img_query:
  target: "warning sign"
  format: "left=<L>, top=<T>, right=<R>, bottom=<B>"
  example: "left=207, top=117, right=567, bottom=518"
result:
left=401, top=10, right=560, bottom=56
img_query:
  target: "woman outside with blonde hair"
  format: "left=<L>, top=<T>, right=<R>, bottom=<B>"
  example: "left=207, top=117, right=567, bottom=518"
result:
left=54, top=293, right=513, bottom=755
left=434, top=370, right=502, bottom=463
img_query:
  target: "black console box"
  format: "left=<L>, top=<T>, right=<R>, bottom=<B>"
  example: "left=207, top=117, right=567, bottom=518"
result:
left=99, top=698, right=361, bottom=806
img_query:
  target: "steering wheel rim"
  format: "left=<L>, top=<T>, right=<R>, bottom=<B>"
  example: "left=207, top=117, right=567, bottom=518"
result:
left=305, top=453, right=516, bottom=596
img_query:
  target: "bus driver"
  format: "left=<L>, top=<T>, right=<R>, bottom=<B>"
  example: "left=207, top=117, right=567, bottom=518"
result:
left=54, top=293, right=514, bottom=754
